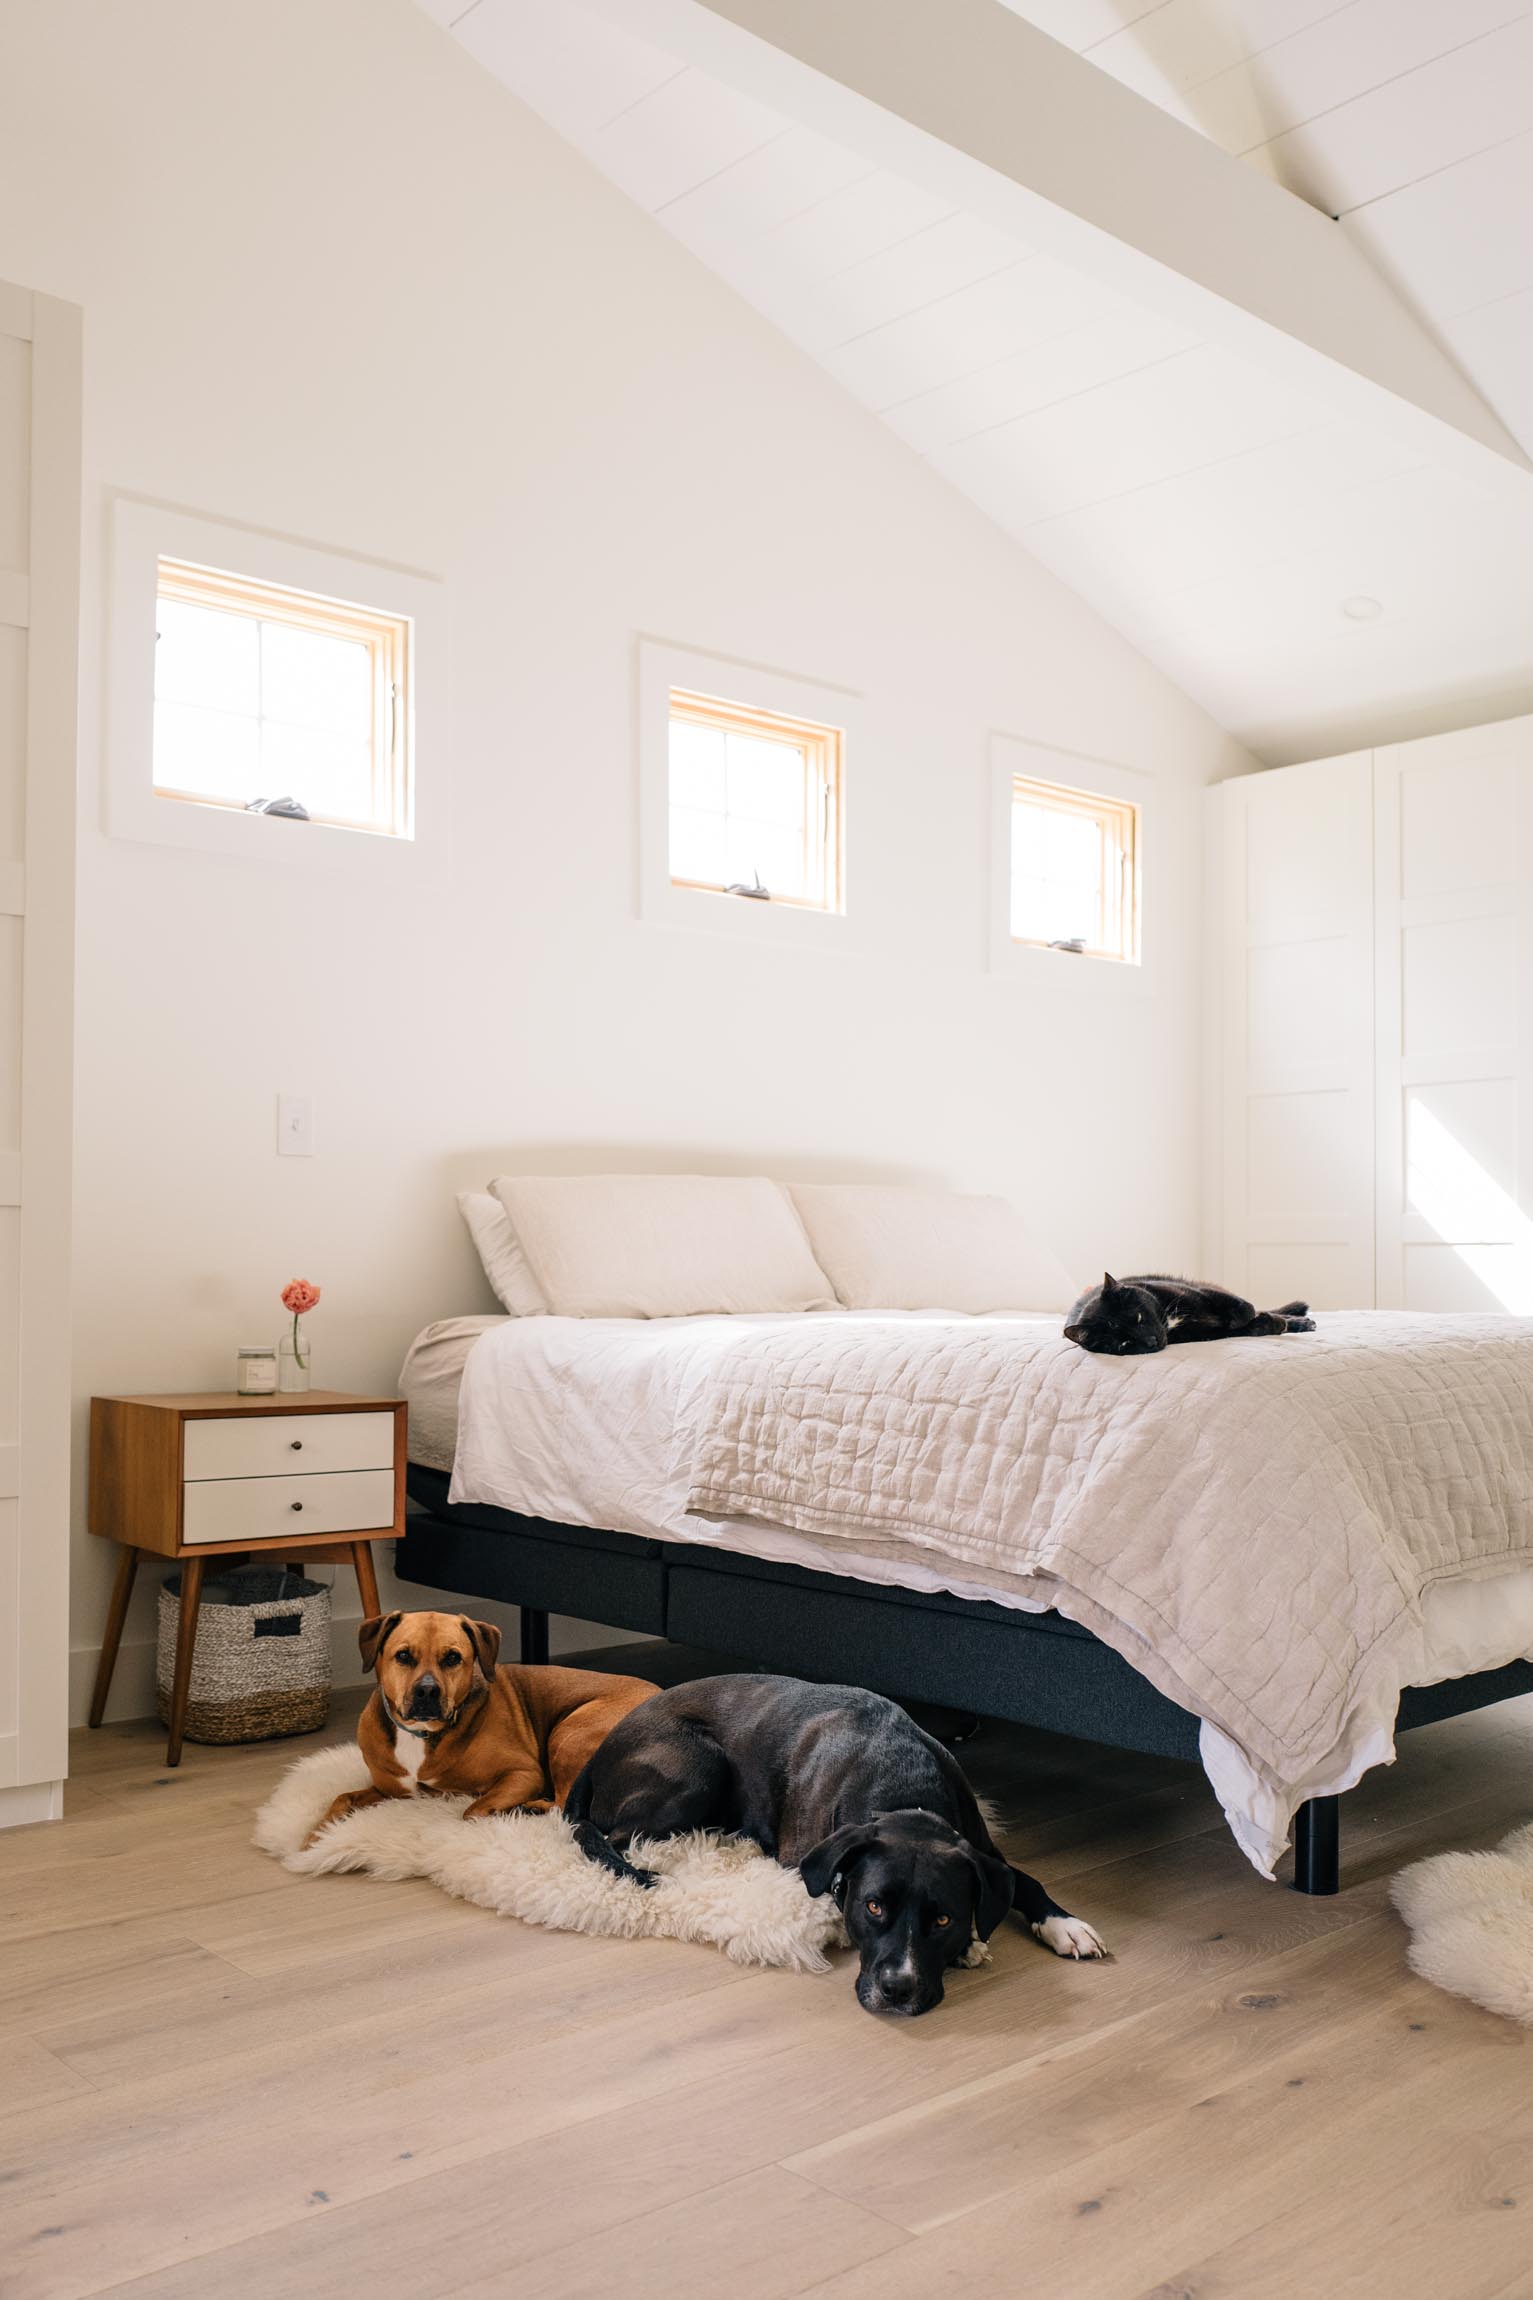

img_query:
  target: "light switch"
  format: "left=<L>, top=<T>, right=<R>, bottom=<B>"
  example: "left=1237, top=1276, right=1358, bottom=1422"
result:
left=277, top=1094, right=314, bottom=1157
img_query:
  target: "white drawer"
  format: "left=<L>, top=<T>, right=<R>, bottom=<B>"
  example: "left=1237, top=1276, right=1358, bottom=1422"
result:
left=184, top=1412, right=394, bottom=1483
left=181, top=1468, right=396, bottom=1546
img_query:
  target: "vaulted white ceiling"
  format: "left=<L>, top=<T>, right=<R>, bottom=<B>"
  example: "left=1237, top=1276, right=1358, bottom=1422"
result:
left=1002, top=0, right=1533, bottom=453
left=418, top=0, right=1533, bottom=765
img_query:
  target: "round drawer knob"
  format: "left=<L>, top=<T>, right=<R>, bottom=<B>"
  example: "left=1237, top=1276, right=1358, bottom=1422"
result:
left=290, top=1501, right=304, bottom=1513
left=290, top=1440, right=303, bottom=1451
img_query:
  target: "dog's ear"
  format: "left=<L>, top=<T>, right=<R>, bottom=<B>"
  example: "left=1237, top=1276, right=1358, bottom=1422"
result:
left=460, top=1616, right=501, bottom=1676
left=800, top=1822, right=883, bottom=1902
left=357, top=1612, right=403, bottom=1672
left=962, top=1844, right=1016, bottom=1941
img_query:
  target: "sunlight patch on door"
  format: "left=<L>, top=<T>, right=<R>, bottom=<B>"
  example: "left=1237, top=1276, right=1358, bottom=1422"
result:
left=1406, top=1100, right=1532, bottom=1311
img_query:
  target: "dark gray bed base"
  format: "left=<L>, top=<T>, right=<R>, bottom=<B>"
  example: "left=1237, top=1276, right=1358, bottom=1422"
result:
left=397, top=1465, right=1533, bottom=1896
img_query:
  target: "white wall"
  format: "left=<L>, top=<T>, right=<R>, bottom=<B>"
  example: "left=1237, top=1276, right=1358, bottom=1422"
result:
left=0, top=0, right=1254, bottom=1725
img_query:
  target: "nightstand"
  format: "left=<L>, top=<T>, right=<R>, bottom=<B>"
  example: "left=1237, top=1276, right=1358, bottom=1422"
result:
left=88, top=1390, right=407, bottom=1764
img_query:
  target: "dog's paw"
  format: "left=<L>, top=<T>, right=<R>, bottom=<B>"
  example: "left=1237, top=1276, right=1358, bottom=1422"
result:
left=957, top=1936, right=992, bottom=1969
left=1033, top=1913, right=1107, bottom=1960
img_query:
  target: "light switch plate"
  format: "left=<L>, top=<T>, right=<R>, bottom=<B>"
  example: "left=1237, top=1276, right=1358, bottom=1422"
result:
left=277, top=1093, right=313, bottom=1157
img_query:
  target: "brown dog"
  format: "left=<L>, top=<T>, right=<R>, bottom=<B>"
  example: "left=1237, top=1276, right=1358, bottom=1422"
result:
left=308, top=1609, right=658, bottom=1842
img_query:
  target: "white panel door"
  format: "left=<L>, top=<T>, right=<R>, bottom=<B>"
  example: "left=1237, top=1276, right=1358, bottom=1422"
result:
left=1210, top=755, right=1376, bottom=1309
left=1374, top=716, right=1533, bottom=1311
left=0, top=281, right=80, bottom=1822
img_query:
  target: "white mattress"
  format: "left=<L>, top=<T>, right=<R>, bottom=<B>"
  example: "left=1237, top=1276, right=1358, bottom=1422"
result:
left=404, top=1312, right=1533, bottom=1872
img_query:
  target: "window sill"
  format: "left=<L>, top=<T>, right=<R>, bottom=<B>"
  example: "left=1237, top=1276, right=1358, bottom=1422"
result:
left=111, top=788, right=423, bottom=875
left=640, top=874, right=862, bottom=950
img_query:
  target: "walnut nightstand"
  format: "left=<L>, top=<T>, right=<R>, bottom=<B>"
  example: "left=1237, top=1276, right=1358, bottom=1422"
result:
left=88, top=1390, right=407, bottom=1764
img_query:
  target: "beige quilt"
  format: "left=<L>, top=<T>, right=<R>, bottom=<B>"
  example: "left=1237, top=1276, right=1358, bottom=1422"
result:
left=684, top=1312, right=1533, bottom=1803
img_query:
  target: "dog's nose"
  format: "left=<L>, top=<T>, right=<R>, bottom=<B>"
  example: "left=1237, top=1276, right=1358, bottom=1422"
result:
left=877, top=1970, right=920, bottom=2007
left=416, top=1673, right=438, bottom=1693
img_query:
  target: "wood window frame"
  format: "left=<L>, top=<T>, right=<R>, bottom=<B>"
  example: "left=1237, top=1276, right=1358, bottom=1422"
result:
left=153, top=557, right=412, bottom=840
left=1010, top=772, right=1140, bottom=964
left=666, top=685, right=845, bottom=915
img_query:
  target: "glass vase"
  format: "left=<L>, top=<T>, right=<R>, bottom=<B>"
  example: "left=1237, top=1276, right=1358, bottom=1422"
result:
left=278, top=1319, right=312, bottom=1393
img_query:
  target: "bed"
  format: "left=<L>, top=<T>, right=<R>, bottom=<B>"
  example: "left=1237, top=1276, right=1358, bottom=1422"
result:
left=396, top=1305, right=1533, bottom=1895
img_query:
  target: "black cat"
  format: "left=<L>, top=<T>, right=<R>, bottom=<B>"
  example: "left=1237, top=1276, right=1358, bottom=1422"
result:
left=1064, top=1272, right=1315, bottom=1356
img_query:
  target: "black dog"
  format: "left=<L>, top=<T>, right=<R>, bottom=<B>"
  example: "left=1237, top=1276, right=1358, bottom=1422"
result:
left=1065, top=1271, right=1315, bottom=1355
left=563, top=1674, right=1106, bottom=2015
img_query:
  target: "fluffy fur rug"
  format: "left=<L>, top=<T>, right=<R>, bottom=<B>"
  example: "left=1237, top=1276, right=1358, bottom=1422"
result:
left=1392, top=1820, right=1533, bottom=2025
left=253, top=1740, right=850, bottom=1972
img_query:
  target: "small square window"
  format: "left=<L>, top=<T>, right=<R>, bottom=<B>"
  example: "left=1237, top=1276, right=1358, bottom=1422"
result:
left=1010, top=774, right=1139, bottom=962
left=667, top=687, right=843, bottom=913
left=152, top=559, right=411, bottom=838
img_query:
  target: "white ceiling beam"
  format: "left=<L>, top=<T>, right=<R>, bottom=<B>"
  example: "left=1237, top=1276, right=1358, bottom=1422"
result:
left=577, top=0, right=1531, bottom=495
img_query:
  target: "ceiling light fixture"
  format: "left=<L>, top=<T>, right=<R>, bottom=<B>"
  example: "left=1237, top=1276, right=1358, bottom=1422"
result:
left=1340, top=595, right=1383, bottom=622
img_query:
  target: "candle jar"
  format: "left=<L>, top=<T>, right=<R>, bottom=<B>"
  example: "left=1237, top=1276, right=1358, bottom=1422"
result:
left=236, top=1346, right=278, bottom=1397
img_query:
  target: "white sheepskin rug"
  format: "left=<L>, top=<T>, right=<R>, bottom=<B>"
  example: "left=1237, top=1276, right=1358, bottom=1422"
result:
left=1392, top=1820, right=1533, bottom=2026
left=253, top=1740, right=848, bottom=1973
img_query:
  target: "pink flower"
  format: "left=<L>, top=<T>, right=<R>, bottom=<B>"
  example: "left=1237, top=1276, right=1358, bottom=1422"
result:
left=281, top=1279, right=321, bottom=1316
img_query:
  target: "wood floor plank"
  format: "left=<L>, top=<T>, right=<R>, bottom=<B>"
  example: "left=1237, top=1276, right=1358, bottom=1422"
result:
left=796, top=1979, right=1531, bottom=2300
left=29, top=1911, right=628, bottom=2086
left=458, top=2166, right=906, bottom=2300
left=1139, top=2115, right=1533, bottom=2300
left=0, top=1978, right=841, bottom=2300
left=0, top=1917, right=239, bottom=2038
left=0, top=1935, right=758, bottom=2221
left=783, top=1917, right=1419, bottom=2234
left=0, top=1798, right=263, bottom=1874
left=178, top=1875, right=495, bottom=1976
left=0, top=1826, right=292, bottom=1939
left=3, top=2037, right=95, bottom=2111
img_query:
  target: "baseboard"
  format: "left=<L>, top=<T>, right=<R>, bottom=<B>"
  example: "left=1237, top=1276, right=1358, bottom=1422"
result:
left=0, top=1779, right=64, bottom=1829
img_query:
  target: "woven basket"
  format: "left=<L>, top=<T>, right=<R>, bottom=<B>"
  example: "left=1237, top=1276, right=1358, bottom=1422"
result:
left=156, top=1567, right=332, bottom=1745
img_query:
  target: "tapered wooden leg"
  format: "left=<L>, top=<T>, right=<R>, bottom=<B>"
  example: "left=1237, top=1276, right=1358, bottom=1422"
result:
left=165, top=1554, right=205, bottom=1767
left=351, top=1541, right=381, bottom=1621
left=520, top=1607, right=550, bottom=1666
left=88, top=1546, right=140, bottom=1728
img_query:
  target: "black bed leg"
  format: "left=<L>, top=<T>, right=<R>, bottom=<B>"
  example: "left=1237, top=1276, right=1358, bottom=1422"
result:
left=519, top=1606, right=550, bottom=1666
left=1293, top=1795, right=1340, bottom=1895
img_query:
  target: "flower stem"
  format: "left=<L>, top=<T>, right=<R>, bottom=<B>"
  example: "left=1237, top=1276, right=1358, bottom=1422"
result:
left=292, top=1310, right=307, bottom=1371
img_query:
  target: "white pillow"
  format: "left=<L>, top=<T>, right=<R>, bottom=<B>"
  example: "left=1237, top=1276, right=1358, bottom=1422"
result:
left=490, top=1175, right=837, bottom=1319
left=789, top=1183, right=1076, bottom=1313
left=456, top=1190, right=548, bottom=1316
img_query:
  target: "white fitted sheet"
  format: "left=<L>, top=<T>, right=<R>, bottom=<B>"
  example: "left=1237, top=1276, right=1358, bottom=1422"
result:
left=406, top=1312, right=1533, bottom=1874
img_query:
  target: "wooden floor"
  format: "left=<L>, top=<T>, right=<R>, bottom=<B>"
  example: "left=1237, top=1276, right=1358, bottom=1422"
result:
left=3, top=1666, right=1533, bottom=2300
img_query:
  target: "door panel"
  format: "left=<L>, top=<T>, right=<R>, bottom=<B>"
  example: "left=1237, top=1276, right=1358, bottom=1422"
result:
left=1212, top=755, right=1376, bottom=1309
left=1375, top=719, right=1533, bottom=1311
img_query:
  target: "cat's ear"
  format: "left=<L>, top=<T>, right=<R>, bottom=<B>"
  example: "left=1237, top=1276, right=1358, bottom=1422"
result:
left=1101, top=1271, right=1118, bottom=1294
left=1063, top=1324, right=1085, bottom=1344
